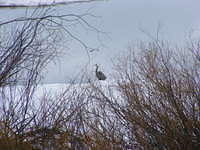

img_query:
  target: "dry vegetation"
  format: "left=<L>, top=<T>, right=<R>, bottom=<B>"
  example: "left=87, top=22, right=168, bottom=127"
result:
left=0, top=7, right=200, bottom=150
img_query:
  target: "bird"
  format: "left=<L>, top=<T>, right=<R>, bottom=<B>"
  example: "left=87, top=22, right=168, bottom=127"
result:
left=95, top=64, right=106, bottom=80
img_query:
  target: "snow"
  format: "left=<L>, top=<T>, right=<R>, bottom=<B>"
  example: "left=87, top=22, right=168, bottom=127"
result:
left=0, top=80, right=117, bottom=103
left=34, top=81, right=117, bottom=99
left=0, top=0, right=92, bottom=7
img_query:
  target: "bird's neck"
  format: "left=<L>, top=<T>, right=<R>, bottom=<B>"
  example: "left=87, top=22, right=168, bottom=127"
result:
left=95, top=66, right=98, bottom=72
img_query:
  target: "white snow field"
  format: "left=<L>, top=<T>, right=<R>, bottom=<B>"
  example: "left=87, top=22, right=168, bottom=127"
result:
left=0, top=0, right=93, bottom=7
left=0, top=80, right=118, bottom=105
left=36, top=81, right=119, bottom=104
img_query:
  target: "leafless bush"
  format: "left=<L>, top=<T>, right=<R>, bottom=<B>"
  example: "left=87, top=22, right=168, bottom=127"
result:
left=70, top=39, right=200, bottom=150
left=94, top=40, right=200, bottom=150
left=0, top=2, right=103, bottom=149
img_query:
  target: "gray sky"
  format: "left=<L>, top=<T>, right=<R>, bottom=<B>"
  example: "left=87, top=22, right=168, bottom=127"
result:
left=43, top=0, right=200, bottom=83
left=1, top=0, right=200, bottom=83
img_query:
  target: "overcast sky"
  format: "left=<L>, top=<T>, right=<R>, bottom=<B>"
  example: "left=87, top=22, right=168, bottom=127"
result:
left=42, top=0, right=200, bottom=83
left=1, top=0, right=200, bottom=83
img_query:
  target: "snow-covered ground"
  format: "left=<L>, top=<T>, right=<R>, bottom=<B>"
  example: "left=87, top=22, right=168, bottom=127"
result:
left=0, top=80, right=117, bottom=102
left=34, top=81, right=116, bottom=99
left=0, top=0, right=92, bottom=7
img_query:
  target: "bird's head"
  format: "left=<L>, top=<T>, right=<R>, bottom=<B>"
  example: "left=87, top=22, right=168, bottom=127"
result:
left=95, top=64, right=99, bottom=68
left=95, top=64, right=99, bottom=72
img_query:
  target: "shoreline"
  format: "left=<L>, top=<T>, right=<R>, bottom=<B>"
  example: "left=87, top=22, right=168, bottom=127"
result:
left=0, top=0, right=98, bottom=9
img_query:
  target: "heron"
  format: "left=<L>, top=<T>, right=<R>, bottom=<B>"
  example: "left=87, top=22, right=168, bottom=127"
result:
left=95, top=64, right=106, bottom=80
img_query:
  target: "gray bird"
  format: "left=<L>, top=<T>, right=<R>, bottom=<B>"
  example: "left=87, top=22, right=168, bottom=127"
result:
left=95, top=64, right=106, bottom=80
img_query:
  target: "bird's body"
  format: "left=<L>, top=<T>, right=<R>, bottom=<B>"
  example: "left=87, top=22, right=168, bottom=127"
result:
left=95, top=64, right=106, bottom=80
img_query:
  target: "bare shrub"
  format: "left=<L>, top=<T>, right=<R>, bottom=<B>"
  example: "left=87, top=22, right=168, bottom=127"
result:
left=100, top=41, right=200, bottom=149
left=0, top=2, right=103, bottom=149
left=78, top=40, right=200, bottom=150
